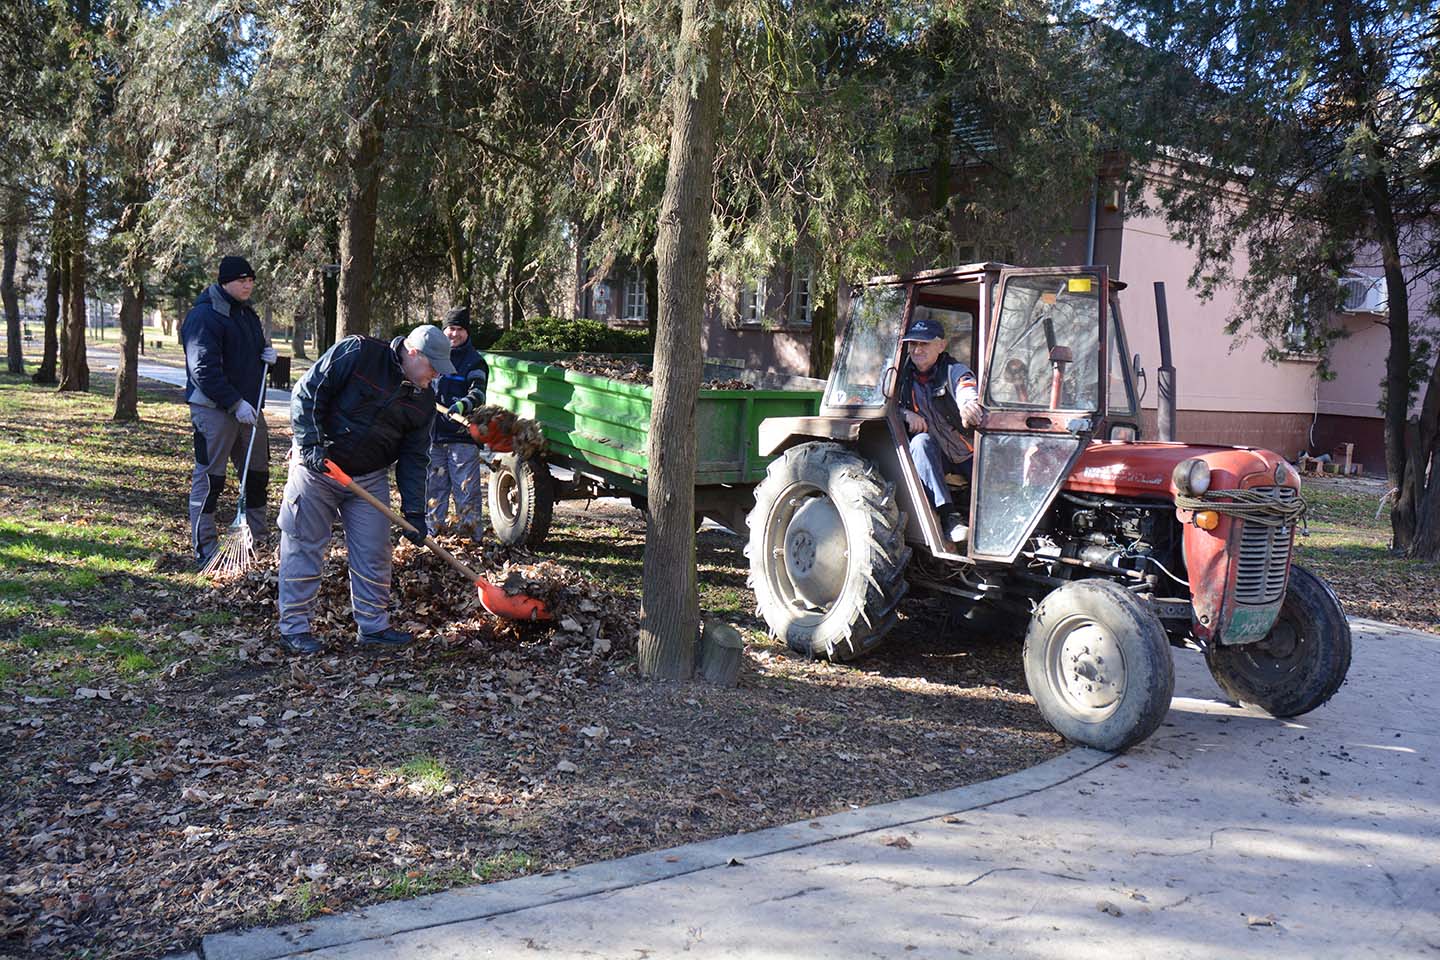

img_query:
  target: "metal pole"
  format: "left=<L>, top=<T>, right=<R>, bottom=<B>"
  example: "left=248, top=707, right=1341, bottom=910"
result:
left=1154, top=282, right=1177, bottom=443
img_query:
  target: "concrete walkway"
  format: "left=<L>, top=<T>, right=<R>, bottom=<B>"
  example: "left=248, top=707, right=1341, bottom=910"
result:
left=87, top=347, right=293, bottom=420
left=192, top=618, right=1440, bottom=960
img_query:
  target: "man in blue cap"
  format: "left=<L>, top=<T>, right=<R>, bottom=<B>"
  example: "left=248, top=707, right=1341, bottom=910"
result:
left=897, top=316, right=986, bottom=544
left=427, top=307, right=490, bottom=538
left=274, top=324, right=455, bottom=655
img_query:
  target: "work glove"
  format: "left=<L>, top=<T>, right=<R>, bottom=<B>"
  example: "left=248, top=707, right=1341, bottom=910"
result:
left=448, top=396, right=476, bottom=417
left=960, top=399, right=986, bottom=429
left=300, top=445, right=328, bottom=474
left=261, top=346, right=278, bottom=365
left=232, top=400, right=258, bottom=425
left=903, top=410, right=927, bottom=434
left=402, top=513, right=428, bottom=546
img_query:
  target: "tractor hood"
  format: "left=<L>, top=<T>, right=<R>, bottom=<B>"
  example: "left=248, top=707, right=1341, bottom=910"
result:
left=1066, top=442, right=1296, bottom=498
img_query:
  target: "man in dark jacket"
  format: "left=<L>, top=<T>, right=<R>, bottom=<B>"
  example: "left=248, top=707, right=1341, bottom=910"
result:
left=427, top=307, right=490, bottom=537
left=898, top=317, right=986, bottom=544
left=275, top=325, right=454, bottom=655
left=181, top=256, right=276, bottom=565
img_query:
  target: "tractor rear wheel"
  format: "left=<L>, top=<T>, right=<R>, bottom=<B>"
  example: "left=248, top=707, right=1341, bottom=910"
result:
left=1205, top=564, right=1350, bottom=717
left=488, top=454, right=554, bottom=547
left=746, top=442, right=910, bottom=661
left=1023, top=579, right=1174, bottom=751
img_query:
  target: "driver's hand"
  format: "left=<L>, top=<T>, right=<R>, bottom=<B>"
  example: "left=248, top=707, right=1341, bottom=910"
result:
left=960, top=400, right=986, bottom=429
left=903, top=410, right=927, bottom=434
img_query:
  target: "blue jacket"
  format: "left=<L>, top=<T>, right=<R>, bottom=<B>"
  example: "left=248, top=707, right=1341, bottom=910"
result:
left=291, top=336, right=434, bottom=516
left=181, top=285, right=266, bottom=411
left=431, top=341, right=489, bottom=444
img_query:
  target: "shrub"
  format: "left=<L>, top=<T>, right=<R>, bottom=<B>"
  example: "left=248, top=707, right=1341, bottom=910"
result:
left=491, top=316, right=651, bottom=354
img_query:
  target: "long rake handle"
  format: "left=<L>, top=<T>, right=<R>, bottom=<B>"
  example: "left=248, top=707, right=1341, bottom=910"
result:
left=232, top=363, right=271, bottom=517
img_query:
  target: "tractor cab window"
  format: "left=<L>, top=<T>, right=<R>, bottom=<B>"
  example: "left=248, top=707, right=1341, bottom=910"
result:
left=986, top=275, right=1103, bottom=412
left=1108, top=299, right=1137, bottom=418
left=824, top=284, right=906, bottom=410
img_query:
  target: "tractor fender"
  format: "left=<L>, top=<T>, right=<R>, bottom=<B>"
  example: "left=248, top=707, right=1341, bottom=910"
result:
left=757, top=416, right=871, bottom=458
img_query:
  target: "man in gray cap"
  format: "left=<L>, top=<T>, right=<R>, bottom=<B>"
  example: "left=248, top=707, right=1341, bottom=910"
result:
left=275, top=324, right=454, bottom=655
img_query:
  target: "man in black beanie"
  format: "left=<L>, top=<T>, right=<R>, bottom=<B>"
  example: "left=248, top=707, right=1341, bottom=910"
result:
left=180, top=256, right=278, bottom=565
left=427, top=306, right=490, bottom=538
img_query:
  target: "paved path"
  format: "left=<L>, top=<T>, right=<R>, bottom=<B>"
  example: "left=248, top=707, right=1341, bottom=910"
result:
left=87, top=347, right=292, bottom=421
left=193, top=618, right=1440, bottom=960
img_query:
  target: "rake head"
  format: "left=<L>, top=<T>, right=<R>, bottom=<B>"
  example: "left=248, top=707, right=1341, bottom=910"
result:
left=200, top=521, right=257, bottom=581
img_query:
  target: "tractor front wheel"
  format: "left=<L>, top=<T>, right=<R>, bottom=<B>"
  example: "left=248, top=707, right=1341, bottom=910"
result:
left=1205, top=564, right=1351, bottom=717
left=1023, top=579, right=1174, bottom=751
left=746, top=442, right=910, bottom=661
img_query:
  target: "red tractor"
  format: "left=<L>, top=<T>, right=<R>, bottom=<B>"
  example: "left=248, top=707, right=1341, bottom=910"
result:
left=748, top=264, right=1351, bottom=751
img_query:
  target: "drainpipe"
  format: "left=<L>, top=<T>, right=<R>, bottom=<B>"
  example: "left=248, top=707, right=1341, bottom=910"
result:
left=1086, top=177, right=1099, bottom=266
left=1154, top=282, right=1177, bottom=442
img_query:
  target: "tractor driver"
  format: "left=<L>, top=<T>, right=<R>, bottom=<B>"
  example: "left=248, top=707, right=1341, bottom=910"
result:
left=898, top=317, right=986, bottom=544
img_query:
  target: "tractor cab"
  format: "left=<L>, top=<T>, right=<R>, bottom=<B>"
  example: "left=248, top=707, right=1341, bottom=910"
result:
left=821, top=263, right=1139, bottom=564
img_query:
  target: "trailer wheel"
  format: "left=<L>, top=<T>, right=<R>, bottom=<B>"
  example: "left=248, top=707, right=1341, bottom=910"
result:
left=746, top=442, right=910, bottom=661
left=488, top=454, right=553, bottom=547
left=1205, top=564, right=1350, bottom=717
left=1024, top=579, right=1174, bottom=751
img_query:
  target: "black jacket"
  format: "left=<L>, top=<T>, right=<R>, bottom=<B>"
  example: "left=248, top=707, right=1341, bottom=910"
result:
left=181, top=285, right=266, bottom=411
left=290, top=336, right=434, bottom=515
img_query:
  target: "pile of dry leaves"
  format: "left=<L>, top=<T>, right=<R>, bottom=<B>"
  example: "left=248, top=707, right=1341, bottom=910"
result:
left=550, top=354, right=754, bottom=391
left=459, top=406, right=547, bottom=462
left=1, top=511, right=1062, bottom=960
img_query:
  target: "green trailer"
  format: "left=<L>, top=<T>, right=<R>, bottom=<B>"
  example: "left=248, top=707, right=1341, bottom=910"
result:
left=481, top=352, right=825, bottom=546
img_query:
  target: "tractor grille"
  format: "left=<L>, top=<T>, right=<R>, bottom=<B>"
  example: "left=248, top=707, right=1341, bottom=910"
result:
left=1234, top=486, right=1296, bottom=604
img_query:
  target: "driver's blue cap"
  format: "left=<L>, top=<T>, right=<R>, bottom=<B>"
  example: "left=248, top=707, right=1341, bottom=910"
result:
left=901, top=317, right=945, bottom=342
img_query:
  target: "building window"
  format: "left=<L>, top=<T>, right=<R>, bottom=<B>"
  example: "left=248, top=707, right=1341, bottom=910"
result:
left=622, top=276, right=647, bottom=321
left=739, top=276, right=767, bottom=326
left=790, top=268, right=813, bottom=326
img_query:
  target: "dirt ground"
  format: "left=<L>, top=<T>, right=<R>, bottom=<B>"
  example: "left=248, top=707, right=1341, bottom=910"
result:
left=1, top=476, right=1066, bottom=958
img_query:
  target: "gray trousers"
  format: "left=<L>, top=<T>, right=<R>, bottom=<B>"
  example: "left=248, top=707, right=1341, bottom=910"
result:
left=277, top=452, right=392, bottom=637
left=189, top=403, right=270, bottom=561
left=426, top=442, right=486, bottom=534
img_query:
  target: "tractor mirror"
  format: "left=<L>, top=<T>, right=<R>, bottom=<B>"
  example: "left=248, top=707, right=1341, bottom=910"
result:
left=1109, top=423, right=1138, bottom=442
left=1133, top=352, right=1148, bottom=404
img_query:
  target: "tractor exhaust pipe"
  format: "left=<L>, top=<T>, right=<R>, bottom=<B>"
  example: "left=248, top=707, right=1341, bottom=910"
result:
left=1154, top=282, right=1177, bottom=443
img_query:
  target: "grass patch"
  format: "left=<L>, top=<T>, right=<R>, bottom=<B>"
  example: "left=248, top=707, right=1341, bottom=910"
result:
left=474, top=850, right=534, bottom=881
left=397, top=755, right=451, bottom=794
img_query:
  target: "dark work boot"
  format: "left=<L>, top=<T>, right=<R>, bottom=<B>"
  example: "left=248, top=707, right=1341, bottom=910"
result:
left=358, top=628, right=413, bottom=653
left=277, top=632, right=323, bottom=655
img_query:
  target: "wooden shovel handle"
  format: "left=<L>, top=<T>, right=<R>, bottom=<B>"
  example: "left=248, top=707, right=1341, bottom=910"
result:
left=322, top=459, right=482, bottom=582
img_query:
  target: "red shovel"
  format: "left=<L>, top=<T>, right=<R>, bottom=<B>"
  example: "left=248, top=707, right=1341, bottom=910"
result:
left=323, top=459, right=550, bottom=621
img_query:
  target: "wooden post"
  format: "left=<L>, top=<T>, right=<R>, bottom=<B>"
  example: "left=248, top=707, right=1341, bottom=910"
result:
left=698, top=622, right=742, bottom=686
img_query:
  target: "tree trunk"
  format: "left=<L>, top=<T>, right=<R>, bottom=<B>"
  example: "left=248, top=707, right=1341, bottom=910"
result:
left=1365, top=174, right=1414, bottom=549
left=113, top=279, right=144, bottom=421
left=293, top=312, right=308, bottom=358
left=809, top=272, right=841, bottom=380
left=337, top=68, right=388, bottom=340
left=636, top=0, right=727, bottom=682
left=320, top=266, right=338, bottom=351
left=58, top=166, right=89, bottom=393
left=3, top=199, right=22, bottom=374
left=34, top=244, right=60, bottom=384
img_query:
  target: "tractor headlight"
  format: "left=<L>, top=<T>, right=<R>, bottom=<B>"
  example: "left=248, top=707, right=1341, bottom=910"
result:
left=1172, top=458, right=1211, bottom=496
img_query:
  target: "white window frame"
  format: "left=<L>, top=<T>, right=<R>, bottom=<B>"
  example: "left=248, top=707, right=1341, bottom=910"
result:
left=622, top=275, right=647, bottom=321
left=789, top=267, right=814, bottom=326
left=739, top=275, right=767, bottom=326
